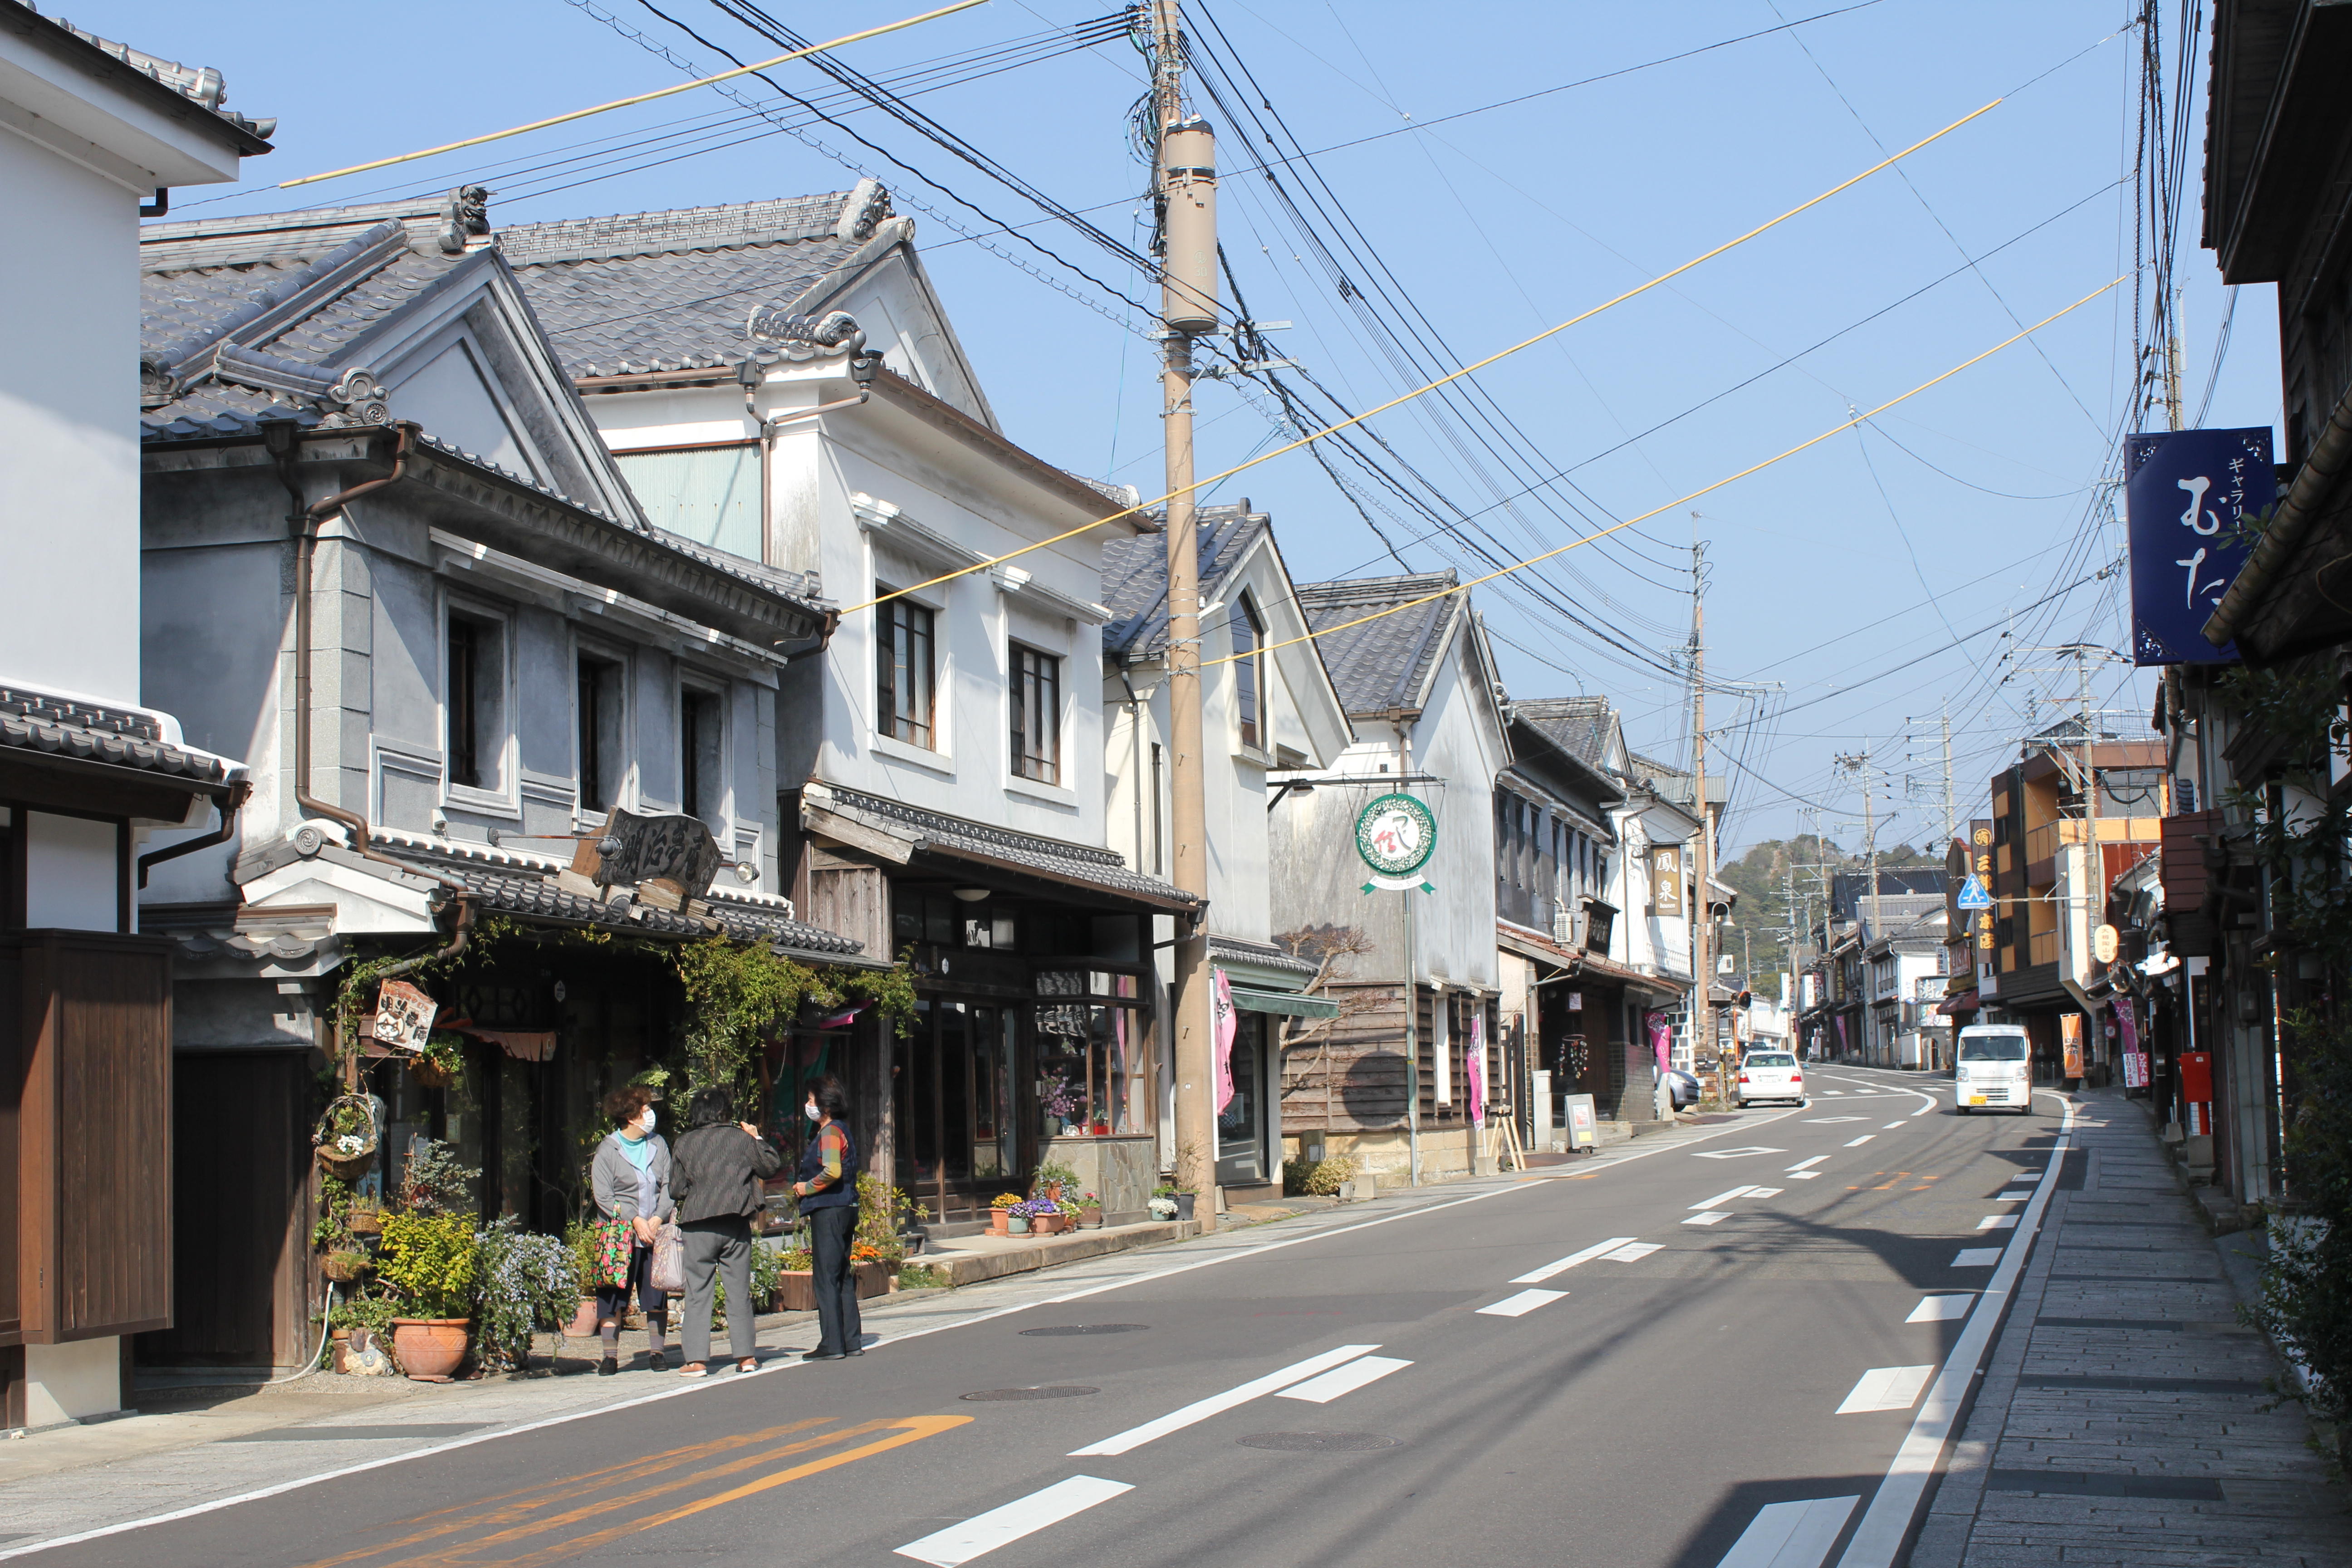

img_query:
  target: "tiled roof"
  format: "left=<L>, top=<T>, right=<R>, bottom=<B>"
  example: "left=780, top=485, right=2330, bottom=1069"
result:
left=15, top=3, right=275, bottom=146
left=500, top=191, right=882, bottom=378
left=372, top=834, right=864, bottom=958
left=1292, top=571, right=1461, bottom=715
left=818, top=784, right=1196, bottom=907
left=1100, top=506, right=1267, bottom=659
left=1208, top=934, right=1318, bottom=977
left=1514, top=696, right=1612, bottom=767
left=0, top=684, right=237, bottom=786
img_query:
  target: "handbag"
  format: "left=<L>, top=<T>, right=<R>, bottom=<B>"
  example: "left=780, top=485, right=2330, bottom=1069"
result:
left=592, top=1217, right=633, bottom=1290
left=648, top=1220, right=687, bottom=1295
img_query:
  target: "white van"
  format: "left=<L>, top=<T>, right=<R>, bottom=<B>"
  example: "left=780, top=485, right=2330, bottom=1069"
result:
left=1955, top=1025, right=2033, bottom=1115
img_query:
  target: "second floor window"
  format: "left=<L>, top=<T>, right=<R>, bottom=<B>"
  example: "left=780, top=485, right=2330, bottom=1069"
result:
left=877, top=592, right=935, bottom=749
left=1233, top=593, right=1265, bottom=750
left=681, top=686, right=722, bottom=823
left=577, top=652, right=624, bottom=813
left=1012, top=643, right=1061, bottom=784
left=446, top=608, right=505, bottom=792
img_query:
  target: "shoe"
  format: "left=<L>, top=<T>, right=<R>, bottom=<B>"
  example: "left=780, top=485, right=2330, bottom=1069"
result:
left=598, top=1357, right=618, bottom=1377
left=648, top=1350, right=668, bottom=1371
left=845, top=1346, right=866, bottom=1357
left=801, top=1348, right=847, bottom=1362
left=736, top=1358, right=759, bottom=1374
left=676, top=1362, right=707, bottom=1378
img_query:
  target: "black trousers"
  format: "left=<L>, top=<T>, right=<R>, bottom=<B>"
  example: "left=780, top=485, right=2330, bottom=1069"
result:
left=808, top=1204, right=862, bottom=1353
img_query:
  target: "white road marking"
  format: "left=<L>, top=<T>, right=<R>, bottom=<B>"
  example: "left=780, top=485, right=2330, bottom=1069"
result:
left=1882, top=1122, right=1906, bottom=1130
left=1692, top=1186, right=1758, bottom=1210
left=1788, top=1156, right=1830, bottom=1171
left=1836, top=1365, right=1936, bottom=1415
left=1823, top=1090, right=1845, bottom=1095
left=1069, top=1344, right=1378, bottom=1456
left=1477, top=1288, right=1568, bottom=1318
left=1276, top=1355, right=1412, bottom=1404
left=1992, top=1193, right=2029, bottom=1204
left=1975, top=1214, right=2019, bottom=1231
left=896, top=1476, right=1133, bottom=1566
left=1743, top=1187, right=1784, bottom=1199
left=1844, top=1136, right=1875, bottom=1147
left=1601, top=1242, right=1661, bottom=1262
left=1683, top=1211, right=1732, bottom=1226
left=1905, top=1295, right=1974, bottom=1323
left=1788, top=1171, right=1823, bottom=1180
left=1513, top=1237, right=1637, bottom=1283
left=1805, top=1117, right=1866, bottom=1124
left=1951, top=1248, right=2002, bottom=1267
left=1691, top=1146, right=1788, bottom=1160
left=1715, top=1495, right=1860, bottom=1568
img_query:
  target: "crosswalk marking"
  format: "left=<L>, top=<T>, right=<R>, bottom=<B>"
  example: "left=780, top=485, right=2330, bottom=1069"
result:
left=1276, top=1355, right=1411, bottom=1404
left=895, top=1476, right=1133, bottom=1566
left=1975, top=1214, right=2019, bottom=1231
left=1837, top=1365, right=1936, bottom=1415
left=1068, top=1345, right=1377, bottom=1456
left=1713, top=1495, right=1860, bottom=1568
left=1951, top=1248, right=2002, bottom=1266
left=1512, top=1237, right=1637, bottom=1284
left=1905, top=1295, right=1973, bottom=1323
left=1476, top=1288, right=1567, bottom=1318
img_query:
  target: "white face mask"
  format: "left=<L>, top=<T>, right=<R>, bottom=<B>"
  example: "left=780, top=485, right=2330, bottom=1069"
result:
left=636, top=1109, right=657, bottom=1135
left=804, top=1102, right=820, bottom=1122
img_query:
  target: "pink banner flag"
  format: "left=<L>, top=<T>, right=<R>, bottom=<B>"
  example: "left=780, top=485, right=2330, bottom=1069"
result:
left=1467, top=1011, right=1487, bottom=1128
left=1211, top=967, right=1238, bottom=1112
left=1646, top=1010, right=1672, bottom=1073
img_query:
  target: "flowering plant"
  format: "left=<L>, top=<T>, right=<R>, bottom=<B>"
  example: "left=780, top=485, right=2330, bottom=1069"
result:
left=1011, top=1196, right=1061, bottom=1219
left=1042, top=1080, right=1083, bottom=1119
left=990, top=1192, right=1025, bottom=1210
left=1076, top=1191, right=1102, bottom=1209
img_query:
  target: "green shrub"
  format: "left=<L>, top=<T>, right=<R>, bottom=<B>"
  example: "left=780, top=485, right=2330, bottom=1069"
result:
left=474, top=1221, right=577, bottom=1367
left=376, top=1211, right=480, bottom=1319
left=1282, top=1154, right=1356, bottom=1196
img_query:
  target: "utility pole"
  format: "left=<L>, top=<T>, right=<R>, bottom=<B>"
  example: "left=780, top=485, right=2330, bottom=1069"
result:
left=1690, top=532, right=1715, bottom=1095
left=1149, top=0, right=1219, bottom=1224
left=1941, top=706, right=1955, bottom=853
left=1835, top=749, right=1883, bottom=1064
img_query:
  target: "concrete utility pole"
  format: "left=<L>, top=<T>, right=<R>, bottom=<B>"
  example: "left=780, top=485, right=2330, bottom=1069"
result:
left=1834, top=749, right=1883, bottom=1063
left=1941, top=706, right=1955, bottom=852
left=1690, top=533, right=1715, bottom=1090
left=1150, top=0, right=1219, bottom=1223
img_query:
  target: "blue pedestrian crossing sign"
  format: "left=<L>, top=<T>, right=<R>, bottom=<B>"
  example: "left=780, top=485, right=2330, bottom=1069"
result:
left=1955, top=874, right=1992, bottom=911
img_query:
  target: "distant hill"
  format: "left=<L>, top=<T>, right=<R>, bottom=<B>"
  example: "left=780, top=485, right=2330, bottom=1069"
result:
left=1715, top=834, right=1943, bottom=977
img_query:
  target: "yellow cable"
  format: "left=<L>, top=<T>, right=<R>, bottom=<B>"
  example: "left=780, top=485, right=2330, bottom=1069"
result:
left=838, top=96, right=2002, bottom=619
left=279, top=0, right=987, bottom=188
left=1199, top=277, right=2123, bottom=671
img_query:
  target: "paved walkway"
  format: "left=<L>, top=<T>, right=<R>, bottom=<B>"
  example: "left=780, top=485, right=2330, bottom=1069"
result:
left=1914, top=1088, right=2350, bottom=1566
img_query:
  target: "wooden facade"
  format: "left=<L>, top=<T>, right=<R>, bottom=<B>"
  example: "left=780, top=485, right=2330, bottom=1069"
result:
left=2, top=931, right=176, bottom=1349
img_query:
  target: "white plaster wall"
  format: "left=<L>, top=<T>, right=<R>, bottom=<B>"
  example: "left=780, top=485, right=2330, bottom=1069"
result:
left=1408, top=638, right=1501, bottom=992
left=0, top=132, right=140, bottom=706
left=24, top=1337, right=121, bottom=1424
left=25, top=812, right=119, bottom=930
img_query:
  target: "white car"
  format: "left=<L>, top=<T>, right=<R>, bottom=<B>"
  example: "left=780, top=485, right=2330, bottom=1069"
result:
left=1735, top=1051, right=1806, bottom=1107
left=1954, top=1026, right=2033, bottom=1114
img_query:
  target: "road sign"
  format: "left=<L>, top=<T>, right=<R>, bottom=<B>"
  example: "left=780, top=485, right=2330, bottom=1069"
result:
left=1955, top=874, right=1992, bottom=911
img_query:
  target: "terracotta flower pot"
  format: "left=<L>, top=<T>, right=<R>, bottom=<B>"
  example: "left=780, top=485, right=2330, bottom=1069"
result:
left=391, top=1318, right=469, bottom=1380
left=562, top=1298, right=600, bottom=1339
left=988, top=1210, right=1012, bottom=1235
left=1078, top=1208, right=1104, bottom=1229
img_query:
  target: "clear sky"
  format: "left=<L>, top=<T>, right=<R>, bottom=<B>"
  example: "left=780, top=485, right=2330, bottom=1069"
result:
left=106, top=0, right=2275, bottom=859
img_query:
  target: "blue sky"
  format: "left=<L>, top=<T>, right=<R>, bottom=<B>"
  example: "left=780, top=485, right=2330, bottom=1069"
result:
left=110, top=0, right=2276, bottom=858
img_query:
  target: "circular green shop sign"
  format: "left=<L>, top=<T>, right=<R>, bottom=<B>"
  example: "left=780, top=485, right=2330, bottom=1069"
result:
left=1353, top=792, right=1436, bottom=877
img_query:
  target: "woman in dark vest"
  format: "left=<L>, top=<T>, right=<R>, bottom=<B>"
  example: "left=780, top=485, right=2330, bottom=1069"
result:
left=791, top=1075, right=863, bottom=1360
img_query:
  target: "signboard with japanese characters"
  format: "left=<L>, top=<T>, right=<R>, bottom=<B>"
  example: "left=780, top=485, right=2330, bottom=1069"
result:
left=372, top=979, right=438, bottom=1052
left=1648, top=845, right=1683, bottom=917
left=2124, top=426, right=2276, bottom=666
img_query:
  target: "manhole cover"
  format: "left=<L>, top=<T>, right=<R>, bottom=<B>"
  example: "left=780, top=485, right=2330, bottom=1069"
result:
left=1236, top=1432, right=1400, bottom=1453
left=1018, top=1323, right=1149, bottom=1337
left=960, top=1386, right=1100, bottom=1402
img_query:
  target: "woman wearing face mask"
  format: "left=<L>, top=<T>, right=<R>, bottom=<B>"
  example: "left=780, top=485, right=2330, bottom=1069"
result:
left=790, top=1076, right=862, bottom=1361
left=589, top=1085, right=674, bottom=1375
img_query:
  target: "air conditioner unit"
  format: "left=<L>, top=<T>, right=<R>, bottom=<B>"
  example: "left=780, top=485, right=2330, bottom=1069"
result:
left=1555, top=909, right=1588, bottom=949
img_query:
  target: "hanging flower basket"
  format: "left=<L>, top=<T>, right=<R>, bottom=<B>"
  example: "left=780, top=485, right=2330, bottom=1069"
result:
left=319, top=1250, right=372, bottom=1283
left=312, top=1094, right=380, bottom=1181
left=408, top=1058, right=453, bottom=1089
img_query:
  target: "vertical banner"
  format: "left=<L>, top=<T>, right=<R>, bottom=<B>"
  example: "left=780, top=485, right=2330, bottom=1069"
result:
left=1649, top=845, right=1684, bottom=916
left=1211, top=967, right=1237, bottom=1112
left=1467, top=1011, right=1487, bottom=1127
left=2124, top=426, right=2276, bottom=665
left=2061, top=1012, right=2085, bottom=1079
left=2118, top=997, right=2149, bottom=1088
left=1646, top=1010, right=1672, bottom=1074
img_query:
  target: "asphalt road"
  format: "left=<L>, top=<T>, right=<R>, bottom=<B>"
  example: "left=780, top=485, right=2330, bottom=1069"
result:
left=37, top=1066, right=2071, bottom=1568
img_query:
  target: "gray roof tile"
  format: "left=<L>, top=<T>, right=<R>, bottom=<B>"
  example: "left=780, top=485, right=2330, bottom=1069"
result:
left=822, top=785, right=1195, bottom=906
left=0, top=685, right=235, bottom=785
left=1293, top=571, right=1461, bottom=715
left=1514, top=696, right=1613, bottom=767
left=1100, top=506, right=1265, bottom=659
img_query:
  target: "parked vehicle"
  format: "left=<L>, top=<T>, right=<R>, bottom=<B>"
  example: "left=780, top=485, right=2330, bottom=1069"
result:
left=1954, top=1026, right=2033, bottom=1115
left=1735, top=1052, right=1805, bottom=1107
left=1667, top=1068, right=1701, bottom=1111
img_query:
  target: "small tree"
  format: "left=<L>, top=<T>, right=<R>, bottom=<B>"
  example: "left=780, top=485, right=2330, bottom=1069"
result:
left=1273, top=924, right=1391, bottom=1132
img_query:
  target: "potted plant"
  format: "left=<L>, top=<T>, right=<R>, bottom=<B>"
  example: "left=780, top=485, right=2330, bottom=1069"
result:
left=1010, top=1196, right=1060, bottom=1235
left=1006, top=1207, right=1033, bottom=1235
left=1032, top=1159, right=1080, bottom=1205
left=1075, top=1191, right=1104, bottom=1229
left=312, top=1095, right=379, bottom=1182
left=408, top=1031, right=466, bottom=1089
left=1148, top=1185, right=1180, bottom=1221
left=473, top=1220, right=577, bottom=1372
left=346, top=1196, right=383, bottom=1237
left=376, top=1210, right=480, bottom=1380
left=987, top=1193, right=1023, bottom=1236
left=320, top=1248, right=372, bottom=1283
left=561, top=1220, right=604, bottom=1338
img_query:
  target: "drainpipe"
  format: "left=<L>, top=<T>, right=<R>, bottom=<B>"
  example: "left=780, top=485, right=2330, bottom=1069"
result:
left=740, top=350, right=879, bottom=560
left=137, top=780, right=251, bottom=888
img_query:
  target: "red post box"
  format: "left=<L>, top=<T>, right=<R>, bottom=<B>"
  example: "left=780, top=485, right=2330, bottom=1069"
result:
left=2177, top=1050, right=2213, bottom=1103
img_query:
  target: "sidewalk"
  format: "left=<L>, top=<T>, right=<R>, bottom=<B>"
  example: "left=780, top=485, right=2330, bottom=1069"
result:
left=1914, top=1088, right=2351, bottom=1566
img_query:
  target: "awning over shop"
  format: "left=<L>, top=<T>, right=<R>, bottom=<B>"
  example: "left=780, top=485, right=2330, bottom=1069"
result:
left=1936, top=991, right=1980, bottom=1016
left=1229, top=985, right=1340, bottom=1019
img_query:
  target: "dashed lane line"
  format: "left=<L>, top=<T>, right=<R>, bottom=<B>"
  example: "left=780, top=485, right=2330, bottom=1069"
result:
left=1068, top=1345, right=1377, bottom=1457
left=1476, top=1289, right=1568, bottom=1318
left=895, top=1476, right=1133, bottom=1567
left=1715, top=1496, right=1860, bottom=1568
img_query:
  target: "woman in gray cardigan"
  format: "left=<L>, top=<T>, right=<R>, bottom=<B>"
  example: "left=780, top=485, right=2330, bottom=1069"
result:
left=590, top=1084, right=674, bottom=1375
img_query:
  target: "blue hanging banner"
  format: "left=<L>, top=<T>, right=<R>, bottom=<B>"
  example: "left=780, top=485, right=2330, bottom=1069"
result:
left=2123, top=426, right=2276, bottom=666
